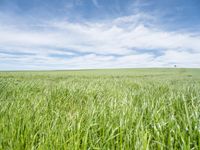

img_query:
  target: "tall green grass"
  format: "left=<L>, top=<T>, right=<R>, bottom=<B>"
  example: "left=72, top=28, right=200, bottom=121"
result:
left=0, top=69, right=200, bottom=149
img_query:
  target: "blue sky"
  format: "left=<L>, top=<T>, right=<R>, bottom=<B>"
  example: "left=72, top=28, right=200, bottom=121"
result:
left=0, top=0, right=200, bottom=70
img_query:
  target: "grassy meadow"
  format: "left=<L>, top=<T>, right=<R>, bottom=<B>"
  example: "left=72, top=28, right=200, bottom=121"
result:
left=0, top=68, right=200, bottom=149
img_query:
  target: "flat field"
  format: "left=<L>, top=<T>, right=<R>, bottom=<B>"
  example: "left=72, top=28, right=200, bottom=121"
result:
left=0, top=69, right=200, bottom=149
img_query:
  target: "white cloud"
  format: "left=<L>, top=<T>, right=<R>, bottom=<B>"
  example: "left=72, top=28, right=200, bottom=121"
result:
left=113, top=13, right=155, bottom=26
left=155, top=51, right=200, bottom=67
left=0, top=14, right=200, bottom=70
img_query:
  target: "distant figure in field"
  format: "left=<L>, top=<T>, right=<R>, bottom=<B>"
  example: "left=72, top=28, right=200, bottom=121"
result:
left=174, top=65, right=177, bottom=68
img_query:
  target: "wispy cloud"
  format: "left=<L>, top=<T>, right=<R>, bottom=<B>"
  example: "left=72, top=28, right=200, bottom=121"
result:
left=0, top=0, right=200, bottom=70
left=92, top=0, right=100, bottom=8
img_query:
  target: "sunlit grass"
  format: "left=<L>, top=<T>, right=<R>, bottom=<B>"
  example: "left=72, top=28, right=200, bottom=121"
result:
left=0, top=69, right=200, bottom=149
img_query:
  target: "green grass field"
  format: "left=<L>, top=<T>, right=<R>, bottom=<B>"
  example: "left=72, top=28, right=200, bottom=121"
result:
left=0, top=68, right=200, bottom=149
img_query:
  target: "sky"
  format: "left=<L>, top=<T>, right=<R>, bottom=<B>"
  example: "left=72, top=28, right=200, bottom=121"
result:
left=0, top=0, right=200, bottom=70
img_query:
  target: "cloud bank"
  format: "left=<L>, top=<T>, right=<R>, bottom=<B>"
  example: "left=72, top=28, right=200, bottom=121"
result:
left=0, top=5, right=200, bottom=70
